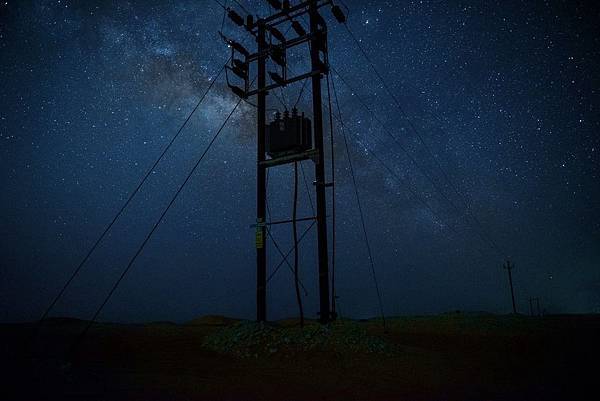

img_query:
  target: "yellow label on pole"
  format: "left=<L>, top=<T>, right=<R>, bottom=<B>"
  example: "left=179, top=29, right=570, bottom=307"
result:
left=256, top=227, right=264, bottom=249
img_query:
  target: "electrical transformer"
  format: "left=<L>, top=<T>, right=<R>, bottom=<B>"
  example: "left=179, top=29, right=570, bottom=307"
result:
left=266, top=109, right=313, bottom=158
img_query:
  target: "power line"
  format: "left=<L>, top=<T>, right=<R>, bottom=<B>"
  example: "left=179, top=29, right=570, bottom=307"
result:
left=330, top=72, right=386, bottom=328
left=300, top=162, right=315, bottom=213
left=293, top=77, right=310, bottom=109
left=264, top=163, right=309, bottom=295
left=265, top=227, right=309, bottom=296
left=35, top=62, right=227, bottom=330
left=292, top=162, right=305, bottom=326
left=336, top=119, right=491, bottom=261
left=212, top=0, right=226, bottom=10
left=342, top=23, right=508, bottom=259
left=330, top=64, right=504, bottom=260
left=204, top=222, right=316, bottom=311
left=220, top=0, right=228, bottom=31
left=230, top=0, right=252, bottom=16
left=267, top=221, right=316, bottom=284
left=69, top=86, right=246, bottom=356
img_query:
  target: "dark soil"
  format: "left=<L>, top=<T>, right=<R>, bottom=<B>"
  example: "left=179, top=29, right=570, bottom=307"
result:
left=1, top=313, right=598, bottom=400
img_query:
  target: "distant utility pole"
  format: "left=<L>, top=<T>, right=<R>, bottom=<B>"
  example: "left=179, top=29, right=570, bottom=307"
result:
left=529, top=297, right=542, bottom=317
left=504, top=260, right=517, bottom=314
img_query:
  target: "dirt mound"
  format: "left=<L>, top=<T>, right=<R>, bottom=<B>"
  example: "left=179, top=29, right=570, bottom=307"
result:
left=202, top=320, right=395, bottom=358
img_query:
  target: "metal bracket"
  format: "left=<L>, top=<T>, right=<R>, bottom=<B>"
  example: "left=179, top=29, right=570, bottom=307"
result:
left=259, top=148, right=319, bottom=168
left=313, top=181, right=333, bottom=188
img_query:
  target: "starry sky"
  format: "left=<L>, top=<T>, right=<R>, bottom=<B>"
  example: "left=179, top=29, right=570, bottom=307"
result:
left=1, top=0, right=599, bottom=323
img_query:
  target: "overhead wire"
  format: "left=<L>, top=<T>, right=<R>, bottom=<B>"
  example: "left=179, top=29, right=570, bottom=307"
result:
left=330, top=111, right=491, bottom=261
left=220, top=0, right=228, bottom=31
left=341, top=22, right=508, bottom=259
left=68, top=77, right=253, bottom=357
left=293, top=78, right=310, bottom=109
left=231, top=0, right=252, bottom=15
left=212, top=0, right=226, bottom=11
left=207, top=221, right=316, bottom=312
left=34, top=62, right=228, bottom=332
left=265, top=154, right=309, bottom=295
left=330, top=64, right=504, bottom=260
left=265, top=226, right=309, bottom=295
left=292, top=162, right=305, bottom=326
left=267, top=220, right=316, bottom=284
left=299, top=163, right=314, bottom=213
left=330, top=72, right=386, bottom=328
left=325, top=73, right=338, bottom=317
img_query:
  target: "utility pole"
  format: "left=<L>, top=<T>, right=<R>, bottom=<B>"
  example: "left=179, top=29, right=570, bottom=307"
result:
left=309, top=0, right=330, bottom=324
left=529, top=297, right=542, bottom=317
left=256, top=20, right=267, bottom=322
left=529, top=297, right=534, bottom=317
left=221, top=0, right=345, bottom=324
left=504, top=260, right=517, bottom=314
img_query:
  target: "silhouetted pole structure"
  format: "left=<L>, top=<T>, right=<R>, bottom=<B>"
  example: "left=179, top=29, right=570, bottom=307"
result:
left=256, top=21, right=267, bottom=322
left=504, top=260, right=517, bottom=314
left=529, top=297, right=534, bottom=317
left=309, top=0, right=331, bottom=324
left=220, top=0, right=341, bottom=323
left=529, top=297, right=542, bottom=317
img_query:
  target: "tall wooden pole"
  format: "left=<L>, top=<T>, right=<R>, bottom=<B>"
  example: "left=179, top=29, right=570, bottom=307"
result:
left=309, top=0, right=331, bottom=323
left=256, top=21, right=267, bottom=322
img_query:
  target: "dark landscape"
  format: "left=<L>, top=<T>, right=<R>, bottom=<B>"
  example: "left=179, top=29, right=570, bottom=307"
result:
left=2, top=1, right=599, bottom=400
left=3, top=313, right=599, bottom=400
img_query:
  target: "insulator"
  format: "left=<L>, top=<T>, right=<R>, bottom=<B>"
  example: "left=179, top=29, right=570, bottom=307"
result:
left=246, top=15, right=255, bottom=30
left=270, top=46, right=285, bottom=67
left=229, top=39, right=249, bottom=57
left=266, top=0, right=282, bottom=10
left=227, top=8, right=245, bottom=26
left=268, top=71, right=286, bottom=86
left=314, top=34, right=327, bottom=53
left=231, top=65, right=247, bottom=80
left=233, top=58, right=248, bottom=73
left=331, top=5, right=347, bottom=24
left=228, top=84, right=247, bottom=99
left=313, top=11, right=326, bottom=30
left=269, top=26, right=286, bottom=43
left=291, top=20, right=306, bottom=37
left=315, top=58, right=328, bottom=73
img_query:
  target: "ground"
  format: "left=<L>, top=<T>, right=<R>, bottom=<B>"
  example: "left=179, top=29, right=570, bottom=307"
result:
left=1, top=313, right=598, bottom=400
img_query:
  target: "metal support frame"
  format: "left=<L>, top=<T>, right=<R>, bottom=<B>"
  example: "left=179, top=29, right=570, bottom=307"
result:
left=224, top=0, right=334, bottom=324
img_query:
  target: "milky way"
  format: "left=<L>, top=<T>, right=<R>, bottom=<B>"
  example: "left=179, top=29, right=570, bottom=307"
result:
left=1, top=0, right=599, bottom=322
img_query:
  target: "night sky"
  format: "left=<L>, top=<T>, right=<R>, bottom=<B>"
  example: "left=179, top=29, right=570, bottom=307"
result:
left=1, top=0, right=599, bottom=323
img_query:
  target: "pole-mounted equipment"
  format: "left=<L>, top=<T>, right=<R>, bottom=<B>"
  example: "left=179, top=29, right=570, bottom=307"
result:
left=220, top=0, right=346, bottom=324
